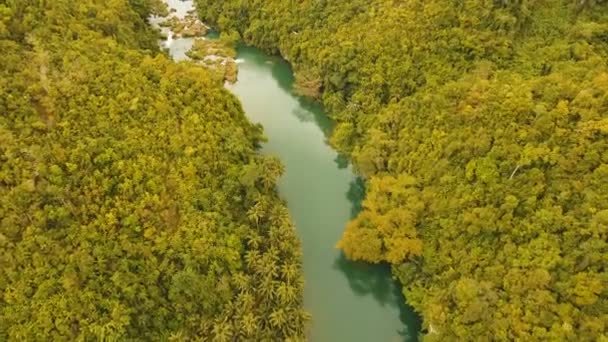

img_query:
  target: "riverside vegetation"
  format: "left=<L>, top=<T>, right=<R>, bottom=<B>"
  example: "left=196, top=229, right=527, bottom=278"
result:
left=0, top=0, right=308, bottom=340
left=196, top=0, right=608, bottom=341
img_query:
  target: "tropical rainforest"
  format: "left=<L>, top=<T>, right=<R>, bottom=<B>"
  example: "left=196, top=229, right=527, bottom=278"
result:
left=196, top=0, right=608, bottom=340
left=0, top=0, right=308, bottom=340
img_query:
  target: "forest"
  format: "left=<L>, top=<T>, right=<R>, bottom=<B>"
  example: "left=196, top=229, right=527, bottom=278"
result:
left=0, top=0, right=307, bottom=340
left=195, top=0, right=608, bottom=340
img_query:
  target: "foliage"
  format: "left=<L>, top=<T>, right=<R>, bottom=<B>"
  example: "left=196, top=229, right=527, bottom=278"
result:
left=196, top=0, right=608, bottom=340
left=0, top=0, right=306, bottom=340
left=293, top=71, right=322, bottom=99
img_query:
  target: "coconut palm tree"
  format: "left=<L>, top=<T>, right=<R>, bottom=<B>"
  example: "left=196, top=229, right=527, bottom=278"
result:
left=280, top=263, right=297, bottom=282
left=211, top=320, right=233, bottom=342
left=276, top=282, right=297, bottom=304
left=232, top=272, right=250, bottom=291
left=240, top=312, right=257, bottom=338
left=269, top=308, right=287, bottom=329
left=246, top=231, right=262, bottom=250
left=244, top=250, right=260, bottom=271
left=257, top=274, right=274, bottom=301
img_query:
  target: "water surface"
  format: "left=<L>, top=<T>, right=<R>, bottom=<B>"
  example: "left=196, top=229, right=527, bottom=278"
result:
left=150, top=0, right=197, bottom=60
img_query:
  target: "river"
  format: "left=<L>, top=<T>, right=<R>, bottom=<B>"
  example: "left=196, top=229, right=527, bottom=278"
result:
left=158, top=1, right=421, bottom=340
left=228, top=46, right=421, bottom=341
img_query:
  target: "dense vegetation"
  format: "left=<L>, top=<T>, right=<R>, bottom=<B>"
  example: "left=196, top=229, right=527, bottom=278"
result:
left=196, top=0, right=608, bottom=340
left=0, top=0, right=307, bottom=340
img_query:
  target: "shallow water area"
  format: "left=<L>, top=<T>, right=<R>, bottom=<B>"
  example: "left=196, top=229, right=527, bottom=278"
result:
left=149, top=0, right=198, bottom=61
left=165, top=0, right=194, bottom=19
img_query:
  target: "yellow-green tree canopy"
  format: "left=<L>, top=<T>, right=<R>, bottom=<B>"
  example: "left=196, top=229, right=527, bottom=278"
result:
left=197, top=0, right=608, bottom=340
left=0, top=0, right=307, bottom=340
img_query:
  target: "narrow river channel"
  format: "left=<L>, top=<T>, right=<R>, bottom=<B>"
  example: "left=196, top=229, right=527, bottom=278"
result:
left=158, top=1, right=421, bottom=340
left=228, top=48, right=420, bottom=342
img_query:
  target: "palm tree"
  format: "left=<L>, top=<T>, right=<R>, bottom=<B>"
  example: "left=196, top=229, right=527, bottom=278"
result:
left=276, top=282, right=297, bottom=304
left=240, top=313, right=257, bottom=338
left=257, top=275, right=274, bottom=301
left=280, top=262, right=299, bottom=283
left=258, top=253, right=278, bottom=279
left=269, top=204, right=291, bottom=228
left=168, top=330, right=185, bottom=342
left=246, top=205, right=262, bottom=225
left=237, top=290, right=254, bottom=310
left=260, top=156, right=285, bottom=190
left=269, top=308, right=287, bottom=329
left=244, top=250, right=260, bottom=271
left=246, top=232, right=262, bottom=250
left=264, top=246, right=280, bottom=265
left=268, top=226, right=286, bottom=248
left=233, top=272, right=250, bottom=291
left=211, top=320, right=233, bottom=342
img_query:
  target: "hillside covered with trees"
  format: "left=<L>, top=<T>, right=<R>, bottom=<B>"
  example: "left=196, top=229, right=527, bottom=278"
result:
left=0, top=0, right=307, bottom=340
left=196, top=0, right=608, bottom=340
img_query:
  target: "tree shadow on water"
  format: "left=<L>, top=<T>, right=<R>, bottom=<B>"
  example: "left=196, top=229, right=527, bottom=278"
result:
left=334, top=153, right=350, bottom=169
left=333, top=254, right=396, bottom=306
left=333, top=254, right=421, bottom=341
left=347, top=176, right=365, bottom=219
left=395, top=282, right=422, bottom=342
